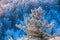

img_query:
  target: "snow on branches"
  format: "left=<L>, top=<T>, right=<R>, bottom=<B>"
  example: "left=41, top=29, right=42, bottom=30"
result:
left=16, top=7, right=54, bottom=40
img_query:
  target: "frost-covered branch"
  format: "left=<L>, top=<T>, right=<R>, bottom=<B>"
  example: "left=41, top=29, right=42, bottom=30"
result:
left=16, top=7, right=54, bottom=40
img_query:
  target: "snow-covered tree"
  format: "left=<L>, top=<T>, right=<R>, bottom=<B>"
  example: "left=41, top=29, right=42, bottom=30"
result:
left=16, top=7, right=54, bottom=40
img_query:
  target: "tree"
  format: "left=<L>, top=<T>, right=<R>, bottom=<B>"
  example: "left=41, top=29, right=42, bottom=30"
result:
left=16, top=7, right=54, bottom=40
